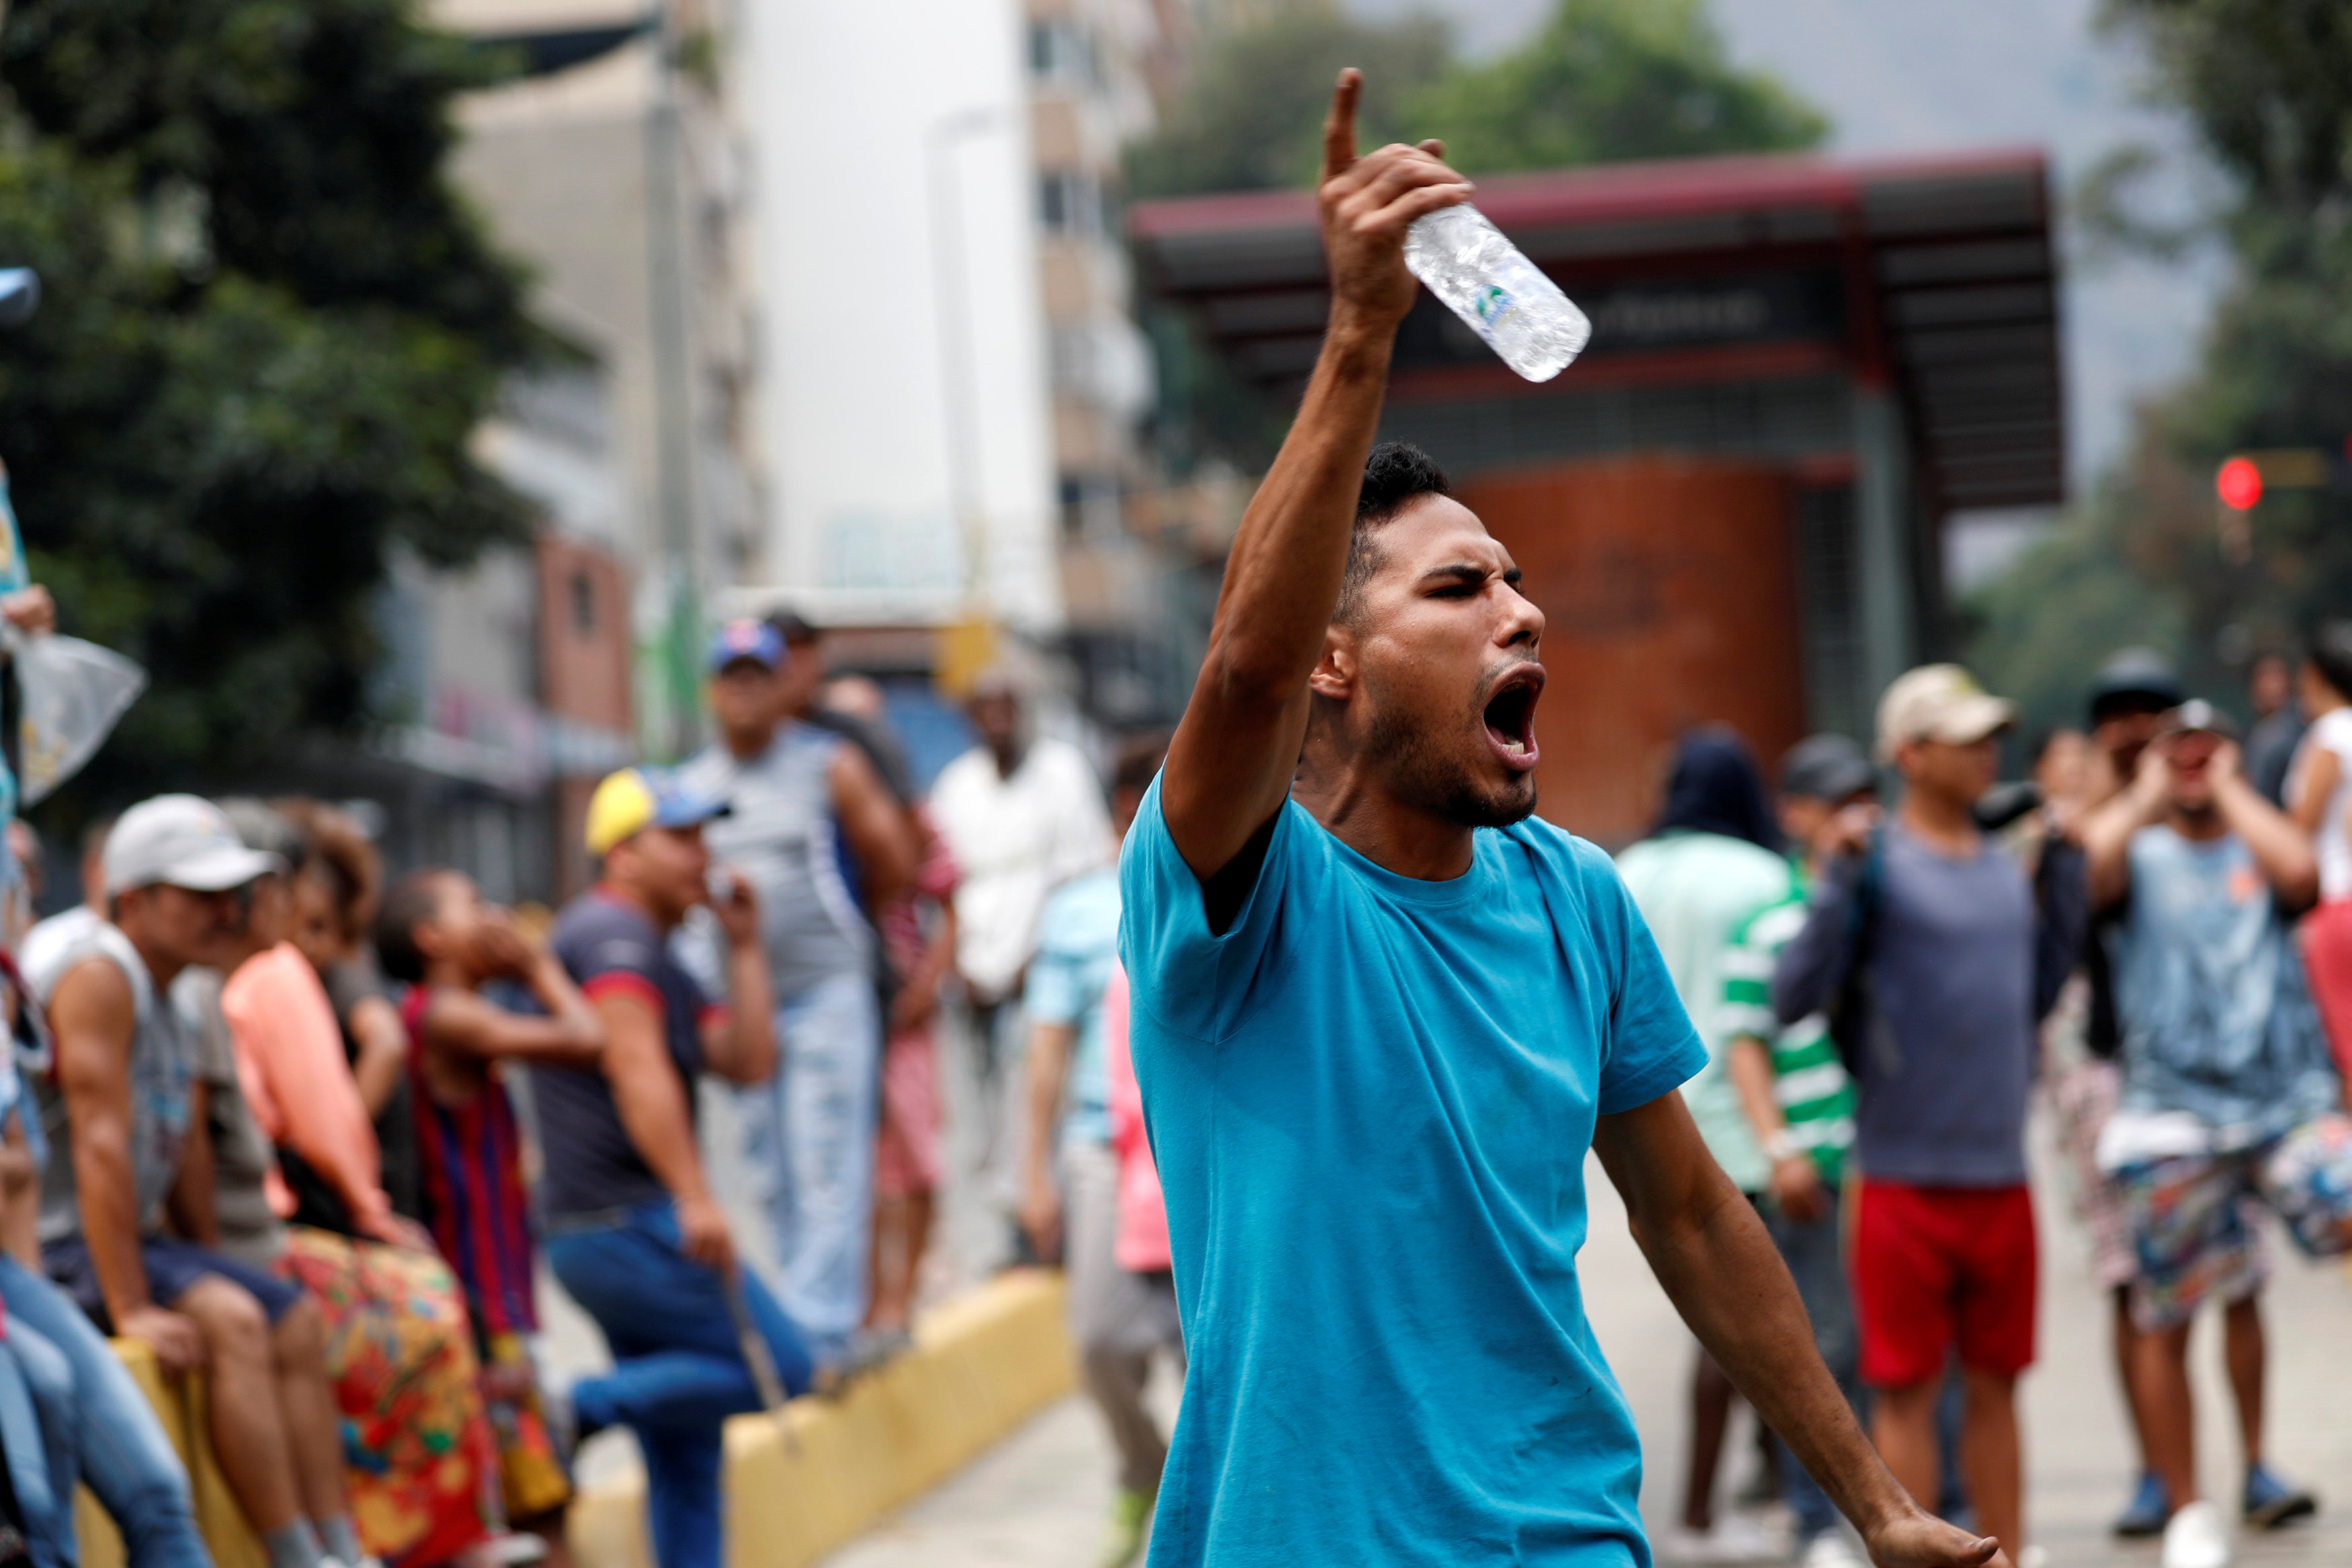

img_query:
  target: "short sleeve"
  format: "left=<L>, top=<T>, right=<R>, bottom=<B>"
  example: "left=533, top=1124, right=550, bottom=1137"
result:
left=1574, top=842, right=1708, bottom=1115
left=1118, top=777, right=1303, bottom=1043
left=565, top=912, right=671, bottom=1014
left=1719, top=900, right=1792, bottom=1043
left=1023, top=945, right=1086, bottom=1027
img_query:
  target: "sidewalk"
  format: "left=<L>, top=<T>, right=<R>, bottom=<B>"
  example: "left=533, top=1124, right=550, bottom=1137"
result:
left=816, top=1114, right=2352, bottom=1566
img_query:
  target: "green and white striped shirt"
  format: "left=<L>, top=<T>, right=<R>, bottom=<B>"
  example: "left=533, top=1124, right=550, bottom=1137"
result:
left=1721, top=883, right=1856, bottom=1183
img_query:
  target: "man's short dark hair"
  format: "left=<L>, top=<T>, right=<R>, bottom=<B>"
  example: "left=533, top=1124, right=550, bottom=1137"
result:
left=376, top=868, right=451, bottom=985
left=1336, top=443, right=1452, bottom=625
left=2309, top=621, right=2352, bottom=704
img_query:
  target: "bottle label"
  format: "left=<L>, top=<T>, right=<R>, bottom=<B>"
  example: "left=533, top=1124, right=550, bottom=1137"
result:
left=1474, top=285, right=1511, bottom=324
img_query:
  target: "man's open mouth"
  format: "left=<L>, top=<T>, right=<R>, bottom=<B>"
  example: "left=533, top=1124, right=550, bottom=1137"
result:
left=1481, top=664, right=1544, bottom=772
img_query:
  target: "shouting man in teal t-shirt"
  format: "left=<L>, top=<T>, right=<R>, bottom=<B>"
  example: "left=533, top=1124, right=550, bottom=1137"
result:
left=1117, top=69, right=2009, bottom=1568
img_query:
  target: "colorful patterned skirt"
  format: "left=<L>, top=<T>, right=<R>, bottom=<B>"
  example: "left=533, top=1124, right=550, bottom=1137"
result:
left=277, top=1227, right=499, bottom=1567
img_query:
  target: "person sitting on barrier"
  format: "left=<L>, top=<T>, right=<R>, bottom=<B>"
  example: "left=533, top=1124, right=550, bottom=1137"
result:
left=28, top=795, right=364, bottom=1568
left=378, top=867, right=607, bottom=1567
left=538, top=767, right=812, bottom=1568
left=199, top=800, right=505, bottom=1568
left=11, top=824, right=219, bottom=1568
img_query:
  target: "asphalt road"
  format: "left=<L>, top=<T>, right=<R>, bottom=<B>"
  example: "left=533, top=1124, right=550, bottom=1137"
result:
left=816, top=1108, right=2352, bottom=1568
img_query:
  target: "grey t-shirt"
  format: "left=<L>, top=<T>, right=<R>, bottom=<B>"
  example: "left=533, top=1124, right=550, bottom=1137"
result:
left=27, top=921, right=199, bottom=1244
left=678, top=722, right=872, bottom=1000
left=1794, top=824, right=2040, bottom=1186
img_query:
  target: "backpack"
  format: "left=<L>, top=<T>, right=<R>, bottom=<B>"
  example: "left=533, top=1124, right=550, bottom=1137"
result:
left=1824, top=826, right=1887, bottom=1078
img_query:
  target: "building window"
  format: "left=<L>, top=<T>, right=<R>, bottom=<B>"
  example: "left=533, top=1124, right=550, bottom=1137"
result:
left=1038, top=169, right=1102, bottom=238
left=1028, top=18, right=1095, bottom=87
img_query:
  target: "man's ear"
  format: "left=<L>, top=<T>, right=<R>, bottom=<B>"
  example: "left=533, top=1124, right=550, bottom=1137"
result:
left=1306, top=623, right=1356, bottom=703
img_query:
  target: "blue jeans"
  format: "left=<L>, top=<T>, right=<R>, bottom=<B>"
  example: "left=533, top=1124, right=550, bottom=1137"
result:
left=1765, top=1190, right=1861, bottom=1546
left=734, top=970, right=879, bottom=1362
left=546, top=1202, right=813, bottom=1568
left=0, top=1312, right=73, bottom=1568
left=0, top=1258, right=208, bottom=1568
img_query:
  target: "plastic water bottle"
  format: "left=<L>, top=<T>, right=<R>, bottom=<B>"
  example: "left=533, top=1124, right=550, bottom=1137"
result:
left=1403, top=206, right=1590, bottom=382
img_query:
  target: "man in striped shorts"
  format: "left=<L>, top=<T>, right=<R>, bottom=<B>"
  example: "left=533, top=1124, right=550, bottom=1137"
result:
left=1723, top=734, right=1876, bottom=1568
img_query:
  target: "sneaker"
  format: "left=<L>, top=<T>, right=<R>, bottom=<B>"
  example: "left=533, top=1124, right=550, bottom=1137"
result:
left=2160, top=1499, right=2231, bottom=1568
left=1099, top=1486, right=1154, bottom=1568
left=1658, top=1514, right=1788, bottom=1565
left=1799, top=1532, right=1865, bottom=1568
left=2242, top=1463, right=2318, bottom=1529
left=2115, top=1470, right=2172, bottom=1538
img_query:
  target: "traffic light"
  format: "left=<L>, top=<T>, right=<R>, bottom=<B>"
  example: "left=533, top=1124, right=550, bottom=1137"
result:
left=2216, top=455, right=2262, bottom=511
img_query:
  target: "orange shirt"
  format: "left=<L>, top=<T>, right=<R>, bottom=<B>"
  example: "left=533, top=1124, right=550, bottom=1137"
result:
left=219, top=942, right=397, bottom=1244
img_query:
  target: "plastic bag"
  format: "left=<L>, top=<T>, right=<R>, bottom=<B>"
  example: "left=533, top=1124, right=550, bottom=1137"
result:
left=11, top=630, right=145, bottom=805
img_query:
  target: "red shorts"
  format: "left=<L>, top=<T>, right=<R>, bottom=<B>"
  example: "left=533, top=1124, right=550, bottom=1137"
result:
left=1853, top=1179, right=2037, bottom=1388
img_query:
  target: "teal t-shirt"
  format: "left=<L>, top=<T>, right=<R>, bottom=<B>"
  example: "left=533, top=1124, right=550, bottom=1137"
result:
left=1120, top=782, right=1705, bottom=1567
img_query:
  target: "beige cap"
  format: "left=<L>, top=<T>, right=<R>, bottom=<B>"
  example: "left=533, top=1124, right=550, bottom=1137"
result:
left=1875, top=664, right=2018, bottom=760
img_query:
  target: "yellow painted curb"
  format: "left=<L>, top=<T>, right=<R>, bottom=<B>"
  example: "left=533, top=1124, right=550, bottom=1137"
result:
left=571, top=1268, right=1076, bottom=1568
left=71, top=1270, right=1073, bottom=1568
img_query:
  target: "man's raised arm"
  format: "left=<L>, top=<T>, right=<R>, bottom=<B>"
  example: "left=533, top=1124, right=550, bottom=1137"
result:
left=1159, top=69, right=1470, bottom=881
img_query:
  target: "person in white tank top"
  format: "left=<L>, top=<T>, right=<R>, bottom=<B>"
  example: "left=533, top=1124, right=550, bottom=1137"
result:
left=2285, top=627, right=2352, bottom=902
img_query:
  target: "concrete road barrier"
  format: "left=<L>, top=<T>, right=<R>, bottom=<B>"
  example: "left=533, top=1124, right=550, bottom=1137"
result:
left=571, top=1269, right=1075, bottom=1568
left=71, top=1270, right=1073, bottom=1568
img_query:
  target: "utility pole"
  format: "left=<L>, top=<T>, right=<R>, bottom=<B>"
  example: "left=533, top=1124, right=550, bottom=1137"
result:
left=644, top=0, right=702, bottom=758
left=927, top=107, right=1003, bottom=613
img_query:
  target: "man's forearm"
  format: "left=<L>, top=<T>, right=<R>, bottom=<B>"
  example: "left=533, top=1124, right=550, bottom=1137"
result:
left=611, top=1056, right=717, bottom=1207
left=1638, top=1185, right=1910, bottom=1532
left=74, top=1131, right=155, bottom=1321
left=1202, top=312, right=1394, bottom=698
left=2218, top=776, right=2318, bottom=906
left=1023, top=1025, right=1075, bottom=1196
left=718, top=939, right=778, bottom=1082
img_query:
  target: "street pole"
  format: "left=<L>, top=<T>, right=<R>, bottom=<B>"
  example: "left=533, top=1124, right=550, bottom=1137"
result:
left=644, top=0, right=702, bottom=758
left=926, top=107, right=1004, bottom=615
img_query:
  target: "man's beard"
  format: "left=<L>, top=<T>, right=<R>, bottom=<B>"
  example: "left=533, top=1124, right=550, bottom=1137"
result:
left=1360, top=679, right=1538, bottom=830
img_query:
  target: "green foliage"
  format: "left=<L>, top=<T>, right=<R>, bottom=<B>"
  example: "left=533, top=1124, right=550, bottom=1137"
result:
left=1126, top=1, right=1452, bottom=200
left=1972, top=1, right=2352, bottom=701
left=1129, top=0, right=1826, bottom=475
left=1409, top=0, right=1826, bottom=173
left=0, top=0, right=536, bottom=792
left=1964, top=468, right=2187, bottom=739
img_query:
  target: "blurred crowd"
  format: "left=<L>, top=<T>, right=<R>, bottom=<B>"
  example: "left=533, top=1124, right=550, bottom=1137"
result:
left=1624, top=640, right=2352, bottom=1568
left=0, top=605, right=1184, bottom=1568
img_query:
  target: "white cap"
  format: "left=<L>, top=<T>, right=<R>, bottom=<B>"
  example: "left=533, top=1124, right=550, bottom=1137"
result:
left=1875, top=664, right=2018, bottom=762
left=101, top=795, right=284, bottom=896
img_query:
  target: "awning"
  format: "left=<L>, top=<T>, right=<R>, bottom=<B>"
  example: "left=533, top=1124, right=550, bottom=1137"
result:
left=1130, top=148, right=2063, bottom=514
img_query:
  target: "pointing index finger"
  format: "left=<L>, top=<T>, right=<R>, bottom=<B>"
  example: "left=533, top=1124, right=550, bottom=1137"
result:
left=1322, top=67, right=1363, bottom=181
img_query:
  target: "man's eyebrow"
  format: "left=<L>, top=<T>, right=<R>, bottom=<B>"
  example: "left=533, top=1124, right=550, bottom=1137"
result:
left=1417, top=562, right=1522, bottom=589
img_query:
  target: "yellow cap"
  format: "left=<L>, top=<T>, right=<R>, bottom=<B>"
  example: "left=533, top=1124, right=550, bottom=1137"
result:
left=584, top=767, right=728, bottom=856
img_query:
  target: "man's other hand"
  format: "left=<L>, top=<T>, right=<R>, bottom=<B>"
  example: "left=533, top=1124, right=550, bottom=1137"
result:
left=1768, top=1154, right=1826, bottom=1226
left=1317, top=68, right=1472, bottom=331
left=1019, top=1172, right=1063, bottom=1266
left=675, top=1191, right=737, bottom=1274
left=1862, top=1509, right=2006, bottom=1568
left=119, top=1303, right=206, bottom=1373
left=0, top=585, right=54, bottom=637
left=1823, top=800, right=1882, bottom=860
left=710, top=867, right=761, bottom=951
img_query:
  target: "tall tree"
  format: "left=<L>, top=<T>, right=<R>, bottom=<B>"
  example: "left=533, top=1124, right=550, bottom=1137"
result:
left=1410, top=0, right=1825, bottom=173
left=1969, top=1, right=2352, bottom=705
left=1129, top=0, right=1826, bottom=474
left=0, top=0, right=538, bottom=791
left=1127, top=2, right=1453, bottom=202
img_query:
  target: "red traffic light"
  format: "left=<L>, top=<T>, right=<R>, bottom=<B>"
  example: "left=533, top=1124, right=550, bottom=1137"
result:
left=2217, top=455, right=2263, bottom=511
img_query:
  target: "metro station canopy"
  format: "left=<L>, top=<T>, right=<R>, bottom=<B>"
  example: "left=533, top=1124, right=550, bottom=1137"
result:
left=1130, top=148, right=2062, bottom=517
